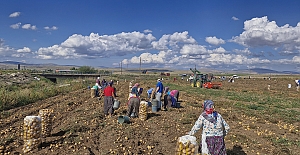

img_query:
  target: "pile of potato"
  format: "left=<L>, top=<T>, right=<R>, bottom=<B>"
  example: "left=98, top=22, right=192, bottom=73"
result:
left=139, top=101, right=148, bottom=121
left=175, top=135, right=199, bottom=155
left=38, top=109, right=54, bottom=137
left=23, top=116, right=42, bottom=153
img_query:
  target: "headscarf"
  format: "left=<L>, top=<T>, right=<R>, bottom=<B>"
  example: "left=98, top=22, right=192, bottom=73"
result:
left=201, top=100, right=217, bottom=123
left=133, top=83, right=140, bottom=88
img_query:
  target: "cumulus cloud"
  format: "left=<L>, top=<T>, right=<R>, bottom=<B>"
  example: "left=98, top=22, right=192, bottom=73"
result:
left=22, top=24, right=37, bottom=30
left=10, top=23, right=21, bottom=29
left=180, top=44, right=226, bottom=59
left=143, top=29, right=152, bottom=33
left=152, top=31, right=197, bottom=51
left=231, top=16, right=300, bottom=54
left=36, top=31, right=156, bottom=59
left=17, top=47, right=31, bottom=53
left=44, top=26, right=58, bottom=30
left=9, top=12, right=21, bottom=17
left=205, top=36, right=225, bottom=45
left=232, top=16, right=239, bottom=21
left=0, top=39, right=31, bottom=58
left=233, top=48, right=252, bottom=55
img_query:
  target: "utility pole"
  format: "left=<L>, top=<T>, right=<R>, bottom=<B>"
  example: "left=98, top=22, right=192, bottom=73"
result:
left=121, top=62, right=122, bottom=75
left=139, top=57, right=141, bottom=74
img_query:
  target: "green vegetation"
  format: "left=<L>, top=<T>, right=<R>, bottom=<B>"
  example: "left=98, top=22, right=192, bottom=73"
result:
left=0, top=72, right=93, bottom=112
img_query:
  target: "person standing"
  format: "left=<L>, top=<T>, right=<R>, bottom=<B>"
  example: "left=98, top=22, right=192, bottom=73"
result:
left=96, top=77, right=100, bottom=86
left=188, top=100, right=230, bottom=155
left=155, top=79, right=164, bottom=110
left=102, top=82, right=116, bottom=118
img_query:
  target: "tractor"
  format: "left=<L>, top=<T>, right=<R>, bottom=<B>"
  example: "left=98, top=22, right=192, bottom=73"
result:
left=189, top=68, right=208, bottom=88
left=189, top=67, right=221, bottom=89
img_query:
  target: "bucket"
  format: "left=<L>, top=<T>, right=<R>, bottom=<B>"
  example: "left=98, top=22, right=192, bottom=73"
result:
left=152, top=106, right=158, bottom=112
left=113, top=99, right=120, bottom=110
left=151, top=99, right=158, bottom=106
left=118, top=116, right=130, bottom=124
left=176, top=102, right=181, bottom=108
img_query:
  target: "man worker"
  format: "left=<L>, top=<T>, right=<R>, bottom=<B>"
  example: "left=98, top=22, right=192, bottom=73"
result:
left=103, top=82, right=116, bottom=118
left=155, top=79, right=164, bottom=110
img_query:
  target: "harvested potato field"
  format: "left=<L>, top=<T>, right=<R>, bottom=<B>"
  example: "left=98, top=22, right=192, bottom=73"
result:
left=0, top=74, right=299, bottom=155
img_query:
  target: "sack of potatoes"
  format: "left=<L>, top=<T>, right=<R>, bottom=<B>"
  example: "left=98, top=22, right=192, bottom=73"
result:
left=38, top=109, right=54, bottom=137
left=175, top=135, right=199, bottom=155
left=139, top=101, right=148, bottom=121
left=23, top=116, right=42, bottom=153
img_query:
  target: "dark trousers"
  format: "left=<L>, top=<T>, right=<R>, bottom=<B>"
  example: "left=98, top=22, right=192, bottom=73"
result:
left=127, top=97, right=140, bottom=117
left=104, top=96, right=114, bottom=115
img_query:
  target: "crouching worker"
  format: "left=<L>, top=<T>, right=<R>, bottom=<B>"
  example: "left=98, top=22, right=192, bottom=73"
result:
left=187, top=100, right=230, bottom=155
left=127, top=93, right=140, bottom=118
left=170, top=89, right=179, bottom=102
left=103, top=82, right=116, bottom=118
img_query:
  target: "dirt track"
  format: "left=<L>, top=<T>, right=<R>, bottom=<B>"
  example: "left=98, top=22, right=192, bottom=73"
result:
left=0, top=77, right=299, bottom=155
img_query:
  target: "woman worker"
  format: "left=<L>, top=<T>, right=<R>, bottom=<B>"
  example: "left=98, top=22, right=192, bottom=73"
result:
left=188, top=100, right=230, bottom=155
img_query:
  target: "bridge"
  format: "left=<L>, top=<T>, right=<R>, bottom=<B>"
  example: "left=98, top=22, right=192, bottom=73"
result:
left=31, top=73, right=111, bottom=83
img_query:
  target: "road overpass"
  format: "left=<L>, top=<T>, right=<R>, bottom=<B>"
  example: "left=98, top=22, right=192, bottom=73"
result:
left=31, top=73, right=111, bottom=83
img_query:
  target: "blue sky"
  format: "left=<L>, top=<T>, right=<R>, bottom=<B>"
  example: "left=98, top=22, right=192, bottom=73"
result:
left=1, top=0, right=300, bottom=72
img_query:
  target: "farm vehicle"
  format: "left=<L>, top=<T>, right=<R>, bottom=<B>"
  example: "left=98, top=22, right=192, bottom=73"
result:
left=189, top=68, right=222, bottom=89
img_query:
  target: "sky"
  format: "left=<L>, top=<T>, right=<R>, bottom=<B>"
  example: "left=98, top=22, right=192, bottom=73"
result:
left=1, top=0, right=300, bottom=72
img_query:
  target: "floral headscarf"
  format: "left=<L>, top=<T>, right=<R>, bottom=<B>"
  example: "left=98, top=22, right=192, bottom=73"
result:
left=201, top=100, right=217, bottom=123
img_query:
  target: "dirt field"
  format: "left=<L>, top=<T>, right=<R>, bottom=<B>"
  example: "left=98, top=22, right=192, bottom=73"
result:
left=0, top=75, right=299, bottom=155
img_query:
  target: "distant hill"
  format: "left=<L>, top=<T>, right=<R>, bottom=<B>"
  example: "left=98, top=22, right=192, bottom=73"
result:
left=241, top=68, right=300, bottom=74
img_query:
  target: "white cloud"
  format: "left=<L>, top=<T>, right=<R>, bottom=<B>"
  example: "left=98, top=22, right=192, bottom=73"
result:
left=44, top=26, right=58, bottom=30
left=9, top=12, right=21, bottom=18
left=10, top=23, right=21, bottom=29
left=152, top=31, right=197, bottom=51
left=17, top=47, right=31, bottom=53
left=22, top=24, right=37, bottom=30
left=232, top=16, right=239, bottom=21
left=231, top=16, right=300, bottom=54
left=233, top=48, right=252, bottom=55
left=180, top=45, right=226, bottom=58
left=143, top=29, right=152, bottom=33
left=36, top=31, right=156, bottom=59
left=205, top=36, right=225, bottom=45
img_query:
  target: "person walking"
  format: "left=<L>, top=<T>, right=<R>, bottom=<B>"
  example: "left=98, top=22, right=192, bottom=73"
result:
left=155, top=79, right=164, bottom=110
left=102, top=82, right=116, bottom=118
left=188, top=100, right=230, bottom=155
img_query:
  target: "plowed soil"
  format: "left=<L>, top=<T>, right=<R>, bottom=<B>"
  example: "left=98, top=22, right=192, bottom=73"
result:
left=0, top=76, right=299, bottom=155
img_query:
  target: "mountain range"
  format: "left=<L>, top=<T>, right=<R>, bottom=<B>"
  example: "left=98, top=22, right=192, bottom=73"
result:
left=0, top=61, right=299, bottom=74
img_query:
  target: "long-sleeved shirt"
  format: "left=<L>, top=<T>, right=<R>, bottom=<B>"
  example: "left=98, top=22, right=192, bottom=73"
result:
left=189, top=113, right=230, bottom=137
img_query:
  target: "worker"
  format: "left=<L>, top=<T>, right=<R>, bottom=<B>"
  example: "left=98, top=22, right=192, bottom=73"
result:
left=155, top=79, right=164, bottom=110
left=127, top=94, right=140, bottom=118
left=102, top=82, right=116, bottom=118
left=187, top=100, right=230, bottom=154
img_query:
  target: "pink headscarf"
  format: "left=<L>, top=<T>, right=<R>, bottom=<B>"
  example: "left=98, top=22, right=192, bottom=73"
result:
left=133, top=83, right=140, bottom=87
